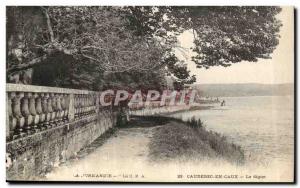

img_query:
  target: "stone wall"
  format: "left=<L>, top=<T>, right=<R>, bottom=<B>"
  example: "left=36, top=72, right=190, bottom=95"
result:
left=6, top=84, right=117, bottom=180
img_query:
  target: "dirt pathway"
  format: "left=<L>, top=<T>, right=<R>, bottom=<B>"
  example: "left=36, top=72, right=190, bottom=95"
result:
left=46, top=126, right=156, bottom=181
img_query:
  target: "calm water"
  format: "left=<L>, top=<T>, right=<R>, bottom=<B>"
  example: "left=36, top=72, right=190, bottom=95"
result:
left=171, top=96, right=294, bottom=167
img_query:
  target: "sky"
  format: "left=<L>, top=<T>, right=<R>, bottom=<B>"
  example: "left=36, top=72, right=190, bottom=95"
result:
left=175, top=6, right=294, bottom=84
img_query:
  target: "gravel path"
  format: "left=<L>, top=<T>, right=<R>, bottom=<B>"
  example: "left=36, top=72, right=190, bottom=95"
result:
left=45, top=126, right=156, bottom=181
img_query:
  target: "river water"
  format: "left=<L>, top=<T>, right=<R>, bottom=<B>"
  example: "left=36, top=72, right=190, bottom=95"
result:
left=171, top=96, right=294, bottom=176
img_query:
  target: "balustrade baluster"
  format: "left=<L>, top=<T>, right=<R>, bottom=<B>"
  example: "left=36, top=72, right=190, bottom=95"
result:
left=56, top=93, right=63, bottom=125
left=86, top=95, right=90, bottom=115
left=84, top=95, right=87, bottom=116
left=12, top=92, right=25, bottom=138
left=78, top=94, right=81, bottom=118
left=64, top=94, right=70, bottom=122
left=79, top=94, right=82, bottom=117
left=21, top=93, right=32, bottom=135
left=45, top=93, right=52, bottom=129
left=52, top=93, right=59, bottom=125
left=76, top=95, right=80, bottom=118
left=23, top=93, right=35, bottom=134
left=79, top=94, right=83, bottom=117
left=85, top=95, right=88, bottom=115
left=95, top=94, right=98, bottom=112
left=91, top=94, right=95, bottom=115
left=30, top=93, right=40, bottom=132
left=60, top=94, right=66, bottom=123
left=79, top=95, right=83, bottom=118
left=87, top=95, right=90, bottom=115
left=35, top=93, right=43, bottom=131
left=40, top=93, right=48, bottom=130
left=85, top=95, right=89, bottom=115
left=50, top=93, right=57, bottom=127
left=7, top=92, right=17, bottom=140
left=88, top=95, right=92, bottom=115
left=82, top=95, right=85, bottom=116
left=86, top=95, right=90, bottom=116
left=75, top=95, right=79, bottom=119
left=93, top=94, right=96, bottom=114
left=81, top=95, right=85, bottom=116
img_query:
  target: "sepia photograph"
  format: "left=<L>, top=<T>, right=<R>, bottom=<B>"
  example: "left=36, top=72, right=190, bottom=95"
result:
left=5, top=5, right=295, bottom=183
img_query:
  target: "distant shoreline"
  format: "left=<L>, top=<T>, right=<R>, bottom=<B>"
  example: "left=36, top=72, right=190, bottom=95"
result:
left=192, top=83, right=294, bottom=85
left=196, top=94, right=294, bottom=98
left=192, top=83, right=293, bottom=97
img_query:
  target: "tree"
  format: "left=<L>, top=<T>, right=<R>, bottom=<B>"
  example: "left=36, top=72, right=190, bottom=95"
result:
left=123, top=6, right=282, bottom=67
left=7, top=6, right=282, bottom=90
left=6, top=6, right=165, bottom=76
left=6, top=6, right=169, bottom=91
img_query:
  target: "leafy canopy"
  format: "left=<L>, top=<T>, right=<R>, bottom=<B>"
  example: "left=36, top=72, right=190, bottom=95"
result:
left=124, top=6, right=282, bottom=68
left=6, top=6, right=282, bottom=90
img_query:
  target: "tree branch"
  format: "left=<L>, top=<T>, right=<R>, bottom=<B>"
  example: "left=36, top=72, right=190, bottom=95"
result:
left=7, top=54, right=49, bottom=75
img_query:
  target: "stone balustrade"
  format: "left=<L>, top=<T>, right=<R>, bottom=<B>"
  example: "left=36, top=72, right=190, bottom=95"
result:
left=6, top=84, right=100, bottom=141
left=128, top=101, right=163, bottom=111
left=129, top=102, right=190, bottom=116
left=6, top=84, right=120, bottom=180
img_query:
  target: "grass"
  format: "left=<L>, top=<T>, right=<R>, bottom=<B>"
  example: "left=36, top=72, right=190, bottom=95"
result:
left=146, top=116, right=245, bottom=165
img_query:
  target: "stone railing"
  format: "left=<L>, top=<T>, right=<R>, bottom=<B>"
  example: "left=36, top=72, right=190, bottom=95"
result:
left=6, top=84, right=119, bottom=180
left=129, top=101, right=191, bottom=116
left=6, top=84, right=101, bottom=141
left=128, top=101, right=162, bottom=110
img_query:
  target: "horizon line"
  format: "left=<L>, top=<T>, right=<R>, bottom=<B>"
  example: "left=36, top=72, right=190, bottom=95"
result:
left=191, top=82, right=294, bottom=85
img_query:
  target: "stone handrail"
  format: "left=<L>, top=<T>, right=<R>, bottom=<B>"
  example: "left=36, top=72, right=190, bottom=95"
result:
left=128, top=101, right=163, bottom=110
left=6, top=84, right=101, bottom=141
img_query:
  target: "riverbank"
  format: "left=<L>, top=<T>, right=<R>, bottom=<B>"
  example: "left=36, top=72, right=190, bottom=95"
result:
left=129, top=116, right=244, bottom=164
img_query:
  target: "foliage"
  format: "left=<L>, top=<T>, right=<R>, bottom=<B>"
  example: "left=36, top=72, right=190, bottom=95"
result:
left=124, top=6, right=282, bottom=69
left=6, top=6, right=282, bottom=90
left=7, top=7, right=164, bottom=73
left=7, top=6, right=167, bottom=90
left=186, top=116, right=204, bottom=129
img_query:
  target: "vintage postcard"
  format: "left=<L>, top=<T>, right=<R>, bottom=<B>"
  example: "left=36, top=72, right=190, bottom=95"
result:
left=6, top=6, right=294, bottom=183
